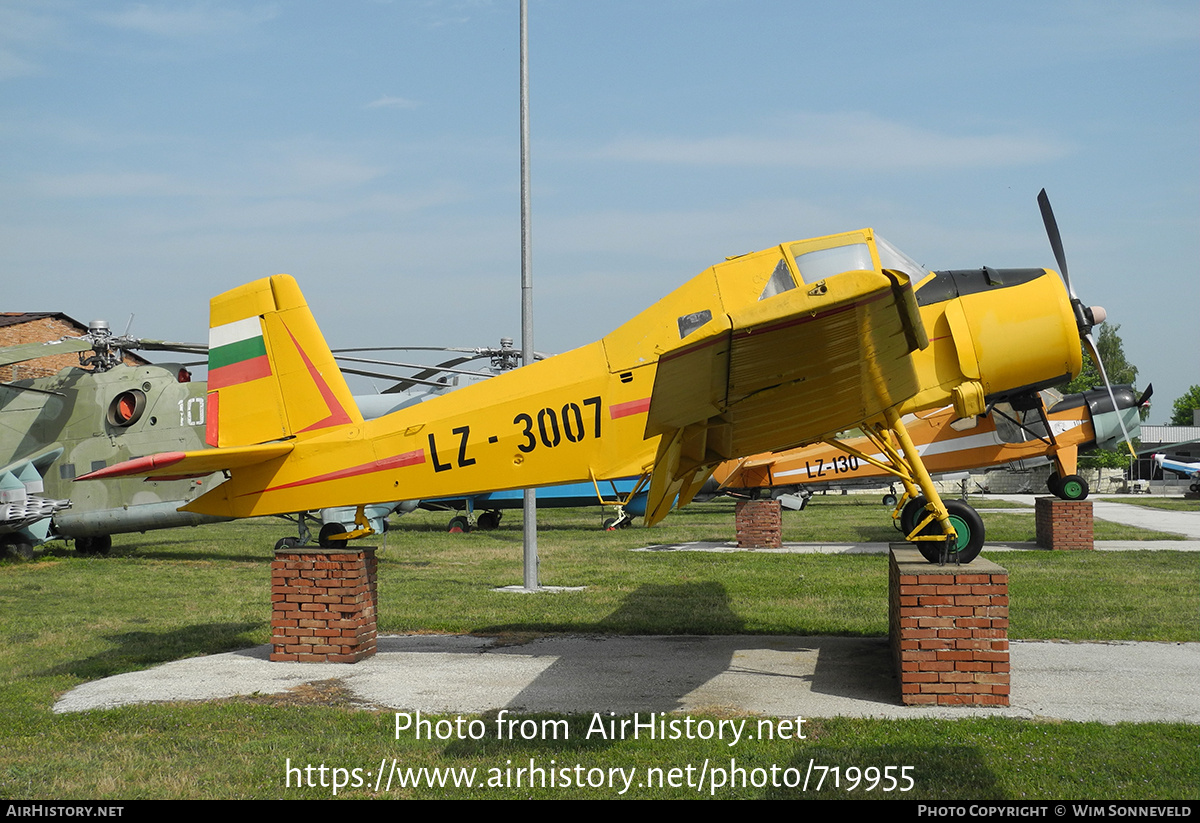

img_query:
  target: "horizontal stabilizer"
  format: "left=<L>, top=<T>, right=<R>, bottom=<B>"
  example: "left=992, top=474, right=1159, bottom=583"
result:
left=77, top=442, right=294, bottom=481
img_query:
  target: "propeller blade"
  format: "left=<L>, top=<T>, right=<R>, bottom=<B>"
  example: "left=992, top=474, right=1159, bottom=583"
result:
left=1137, top=383, right=1154, bottom=408
left=1083, top=332, right=1137, bottom=458
left=1037, top=188, right=1076, bottom=300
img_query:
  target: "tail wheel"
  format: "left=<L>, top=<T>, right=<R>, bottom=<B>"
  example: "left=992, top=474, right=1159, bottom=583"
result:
left=318, top=522, right=348, bottom=548
left=1057, top=474, right=1089, bottom=501
left=447, top=516, right=471, bottom=533
left=913, top=500, right=985, bottom=564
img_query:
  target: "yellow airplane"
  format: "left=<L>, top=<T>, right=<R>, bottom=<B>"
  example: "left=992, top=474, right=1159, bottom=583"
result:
left=713, top=383, right=1149, bottom=531
left=81, top=193, right=1102, bottom=564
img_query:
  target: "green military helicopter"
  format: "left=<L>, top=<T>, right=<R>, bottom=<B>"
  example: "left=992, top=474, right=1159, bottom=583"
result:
left=0, top=323, right=224, bottom=558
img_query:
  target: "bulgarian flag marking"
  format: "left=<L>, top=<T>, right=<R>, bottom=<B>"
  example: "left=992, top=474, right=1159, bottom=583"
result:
left=209, top=316, right=272, bottom=389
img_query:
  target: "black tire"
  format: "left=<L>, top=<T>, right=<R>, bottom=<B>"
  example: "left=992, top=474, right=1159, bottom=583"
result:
left=1047, top=473, right=1063, bottom=497
left=900, top=496, right=928, bottom=536
left=914, top=500, right=985, bottom=564
left=92, top=535, right=112, bottom=556
left=1057, top=474, right=1089, bottom=501
left=882, top=493, right=898, bottom=507
left=318, top=522, right=348, bottom=548
left=447, top=516, right=470, bottom=533
left=75, top=537, right=95, bottom=555
left=477, top=511, right=501, bottom=531
left=274, top=536, right=300, bottom=551
left=3, top=537, right=33, bottom=560
left=602, top=517, right=619, bottom=531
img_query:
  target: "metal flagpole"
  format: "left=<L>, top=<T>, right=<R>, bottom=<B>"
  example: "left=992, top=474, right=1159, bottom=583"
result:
left=519, top=0, right=538, bottom=590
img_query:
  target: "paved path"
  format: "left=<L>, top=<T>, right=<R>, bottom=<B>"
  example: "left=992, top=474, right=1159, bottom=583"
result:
left=53, top=635, right=1200, bottom=725
left=983, top=494, right=1200, bottom=539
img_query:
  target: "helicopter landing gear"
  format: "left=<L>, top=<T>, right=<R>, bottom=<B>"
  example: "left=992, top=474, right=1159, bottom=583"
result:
left=2, top=536, right=33, bottom=560
left=75, top=535, right=112, bottom=556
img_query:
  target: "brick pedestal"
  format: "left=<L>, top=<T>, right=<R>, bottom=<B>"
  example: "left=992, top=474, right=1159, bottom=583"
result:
left=271, top=547, right=378, bottom=663
left=1035, top=497, right=1093, bottom=550
left=735, top=499, right=782, bottom=548
left=889, top=546, right=1009, bottom=706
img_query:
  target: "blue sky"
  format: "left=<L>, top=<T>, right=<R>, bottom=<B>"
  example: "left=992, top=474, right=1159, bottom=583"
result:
left=2, top=0, right=1197, bottom=421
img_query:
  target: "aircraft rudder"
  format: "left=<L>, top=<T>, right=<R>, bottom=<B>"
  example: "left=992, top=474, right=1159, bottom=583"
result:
left=205, top=274, right=361, bottom=447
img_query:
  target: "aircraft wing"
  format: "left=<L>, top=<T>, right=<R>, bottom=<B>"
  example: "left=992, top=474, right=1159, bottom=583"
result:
left=637, top=265, right=928, bottom=525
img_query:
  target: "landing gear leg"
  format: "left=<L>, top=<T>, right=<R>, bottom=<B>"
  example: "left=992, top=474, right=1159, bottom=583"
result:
left=602, top=508, right=633, bottom=531
left=883, top=408, right=984, bottom=565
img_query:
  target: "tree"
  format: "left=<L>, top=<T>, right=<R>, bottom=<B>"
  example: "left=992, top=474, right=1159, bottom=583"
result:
left=1058, top=323, right=1139, bottom=396
left=1170, top=385, right=1200, bottom=426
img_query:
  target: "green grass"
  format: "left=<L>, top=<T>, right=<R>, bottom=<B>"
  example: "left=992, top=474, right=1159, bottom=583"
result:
left=1108, top=497, right=1200, bottom=512
left=1, top=503, right=1196, bottom=799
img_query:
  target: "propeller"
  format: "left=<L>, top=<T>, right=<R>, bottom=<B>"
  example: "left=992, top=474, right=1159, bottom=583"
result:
left=1037, top=189, right=1136, bottom=457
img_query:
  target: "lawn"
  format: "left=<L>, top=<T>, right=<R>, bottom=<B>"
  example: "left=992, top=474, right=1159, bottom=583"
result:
left=1, top=501, right=1196, bottom=799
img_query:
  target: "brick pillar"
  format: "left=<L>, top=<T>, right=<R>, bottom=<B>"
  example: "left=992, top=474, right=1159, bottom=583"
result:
left=735, top=499, right=782, bottom=549
left=271, top=547, right=378, bottom=663
left=889, top=545, right=1009, bottom=706
left=1035, top=497, right=1093, bottom=550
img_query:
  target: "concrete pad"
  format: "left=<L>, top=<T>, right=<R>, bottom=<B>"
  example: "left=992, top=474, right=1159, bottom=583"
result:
left=53, top=634, right=1200, bottom=725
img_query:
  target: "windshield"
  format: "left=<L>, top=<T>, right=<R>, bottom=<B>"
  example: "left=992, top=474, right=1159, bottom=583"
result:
left=875, top=235, right=929, bottom=281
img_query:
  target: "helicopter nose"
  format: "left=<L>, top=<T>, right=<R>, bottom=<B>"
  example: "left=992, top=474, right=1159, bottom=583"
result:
left=1087, top=305, right=1107, bottom=326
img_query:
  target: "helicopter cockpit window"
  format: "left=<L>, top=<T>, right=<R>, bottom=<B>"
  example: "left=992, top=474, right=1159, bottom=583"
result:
left=789, top=242, right=874, bottom=282
left=757, top=258, right=797, bottom=301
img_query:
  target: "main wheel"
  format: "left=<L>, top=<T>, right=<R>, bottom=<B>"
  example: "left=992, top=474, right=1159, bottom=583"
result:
left=274, top=536, right=300, bottom=551
left=913, top=500, right=985, bottom=564
left=1057, top=474, right=1089, bottom=501
left=900, top=496, right=929, bottom=536
left=447, top=516, right=470, bottom=533
left=318, top=522, right=348, bottom=548
left=1047, top=473, right=1063, bottom=497
left=476, top=511, right=501, bottom=530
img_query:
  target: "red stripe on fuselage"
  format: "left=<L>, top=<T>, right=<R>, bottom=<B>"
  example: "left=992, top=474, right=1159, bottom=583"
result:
left=248, top=449, right=426, bottom=496
left=610, top=397, right=651, bottom=419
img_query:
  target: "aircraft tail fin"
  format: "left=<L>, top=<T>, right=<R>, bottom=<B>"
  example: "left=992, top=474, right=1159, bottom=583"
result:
left=206, top=274, right=362, bottom=448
